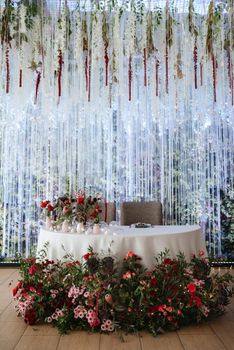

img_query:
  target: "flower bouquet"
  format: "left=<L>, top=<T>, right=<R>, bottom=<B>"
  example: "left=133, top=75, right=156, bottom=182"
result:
left=40, top=191, right=102, bottom=229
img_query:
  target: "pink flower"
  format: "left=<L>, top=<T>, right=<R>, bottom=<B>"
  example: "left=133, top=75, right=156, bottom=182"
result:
left=125, top=251, right=136, bottom=259
left=177, top=309, right=182, bottom=315
left=166, top=306, right=172, bottom=313
left=198, top=250, right=205, bottom=256
left=122, top=271, right=132, bottom=279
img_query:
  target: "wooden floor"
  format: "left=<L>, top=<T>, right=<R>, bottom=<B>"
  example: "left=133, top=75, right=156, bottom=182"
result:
left=0, top=268, right=233, bottom=350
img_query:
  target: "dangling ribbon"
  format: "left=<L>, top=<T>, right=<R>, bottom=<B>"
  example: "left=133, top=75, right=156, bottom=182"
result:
left=193, top=38, right=198, bottom=89
left=88, top=49, right=92, bottom=102
left=200, top=62, right=203, bottom=86
left=104, top=200, right=108, bottom=223
left=143, top=48, right=147, bottom=87
left=165, top=46, right=169, bottom=94
left=155, top=60, right=159, bottom=97
left=34, top=70, right=41, bottom=104
left=19, top=67, right=22, bottom=87
left=128, top=55, right=132, bottom=101
left=6, top=46, right=10, bottom=94
left=212, top=54, right=216, bottom=103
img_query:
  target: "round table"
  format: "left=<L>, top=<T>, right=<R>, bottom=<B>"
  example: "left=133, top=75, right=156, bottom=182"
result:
left=37, top=225, right=207, bottom=269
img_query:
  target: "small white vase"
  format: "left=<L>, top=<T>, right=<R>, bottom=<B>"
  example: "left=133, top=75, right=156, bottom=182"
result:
left=77, top=222, right=85, bottom=233
left=46, top=217, right=52, bottom=229
left=93, top=224, right=100, bottom=234
left=62, top=220, right=69, bottom=232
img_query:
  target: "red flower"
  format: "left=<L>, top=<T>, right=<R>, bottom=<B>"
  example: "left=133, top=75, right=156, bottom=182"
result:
left=163, top=258, right=175, bottom=265
left=150, top=278, right=157, bottom=287
left=83, top=252, right=93, bottom=261
left=40, top=200, right=50, bottom=208
left=12, top=281, right=23, bottom=296
left=195, top=296, right=202, bottom=307
left=187, top=283, right=196, bottom=294
left=47, top=204, right=54, bottom=212
left=29, top=286, right=36, bottom=293
left=177, top=309, right=182, bottom=315
left=167, top=315, right=173, bottom=321
left=198, top=250, right=205, bottom=256
left=125, top=251, right=137, bottom=259
left=166, top=306, right=172, bottom=313
left=12, top=287, right=18, bottom=296
left=29, top=265, right=38, bottom=276
left=77, top=197, right=85, bottom=204
left=24, top=308, right=36, bottom=325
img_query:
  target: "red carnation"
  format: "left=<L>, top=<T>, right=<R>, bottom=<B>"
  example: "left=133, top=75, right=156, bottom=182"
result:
left=187, top=283, right=196, bottom=294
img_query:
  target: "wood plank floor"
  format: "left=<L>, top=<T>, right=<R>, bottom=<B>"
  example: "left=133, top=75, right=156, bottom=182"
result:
left=0, top=268, right=233, bottom=350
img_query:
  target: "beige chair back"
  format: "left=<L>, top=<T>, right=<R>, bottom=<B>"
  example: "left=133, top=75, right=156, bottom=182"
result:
left=120, top=201, right=162, bottom=226
left=98, top=202, right=116, bottom=224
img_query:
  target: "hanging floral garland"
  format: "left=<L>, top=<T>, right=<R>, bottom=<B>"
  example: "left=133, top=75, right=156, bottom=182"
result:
left=125, top=11, right=136, bottom=101
left=165, top=0, right=173, bottom=95
left=0, top=0, right=232, bottom=103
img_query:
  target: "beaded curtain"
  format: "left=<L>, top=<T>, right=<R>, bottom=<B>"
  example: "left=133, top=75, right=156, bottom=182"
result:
left=0, top=0, right=233, bottom=257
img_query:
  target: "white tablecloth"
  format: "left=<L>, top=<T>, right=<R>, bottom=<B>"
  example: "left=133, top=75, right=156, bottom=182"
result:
left=37, top=225, right=207, bottom=269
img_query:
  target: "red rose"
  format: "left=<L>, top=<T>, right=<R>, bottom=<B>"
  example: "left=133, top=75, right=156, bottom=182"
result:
left=150, top=278, right=157, bottom=287
left=167, top=316, right=173, bottom=321
left=40, top=200, right=50, bottom=208
left=47, top=204, right=54, bottom=212
left=187, top=283, right=196, bottom=294
left=78, top=197, right=85, bottom=204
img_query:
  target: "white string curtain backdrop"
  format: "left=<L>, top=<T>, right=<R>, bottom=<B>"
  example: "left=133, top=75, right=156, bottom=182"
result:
left=0, top=0, right=233, bottom=258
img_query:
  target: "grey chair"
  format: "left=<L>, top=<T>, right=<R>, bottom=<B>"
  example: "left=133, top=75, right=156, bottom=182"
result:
left=120, top=201, right=163, bottom=226
left=98, top=202, right=116, bottom=224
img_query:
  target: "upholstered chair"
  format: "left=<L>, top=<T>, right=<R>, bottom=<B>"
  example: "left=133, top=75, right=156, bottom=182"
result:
left=120, top=201, right=163, bottom=226
left=98, top=202, right=116, bottom=224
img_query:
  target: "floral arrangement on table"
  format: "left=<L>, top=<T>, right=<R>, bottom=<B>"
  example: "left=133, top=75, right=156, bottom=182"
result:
left=13, top=249, right=233, bottom=335
left=40, top=191, right=102, bottom=228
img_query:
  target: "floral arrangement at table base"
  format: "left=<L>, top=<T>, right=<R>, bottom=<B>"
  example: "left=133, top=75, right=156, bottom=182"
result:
left=13, top=249, right=233, bottom=335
